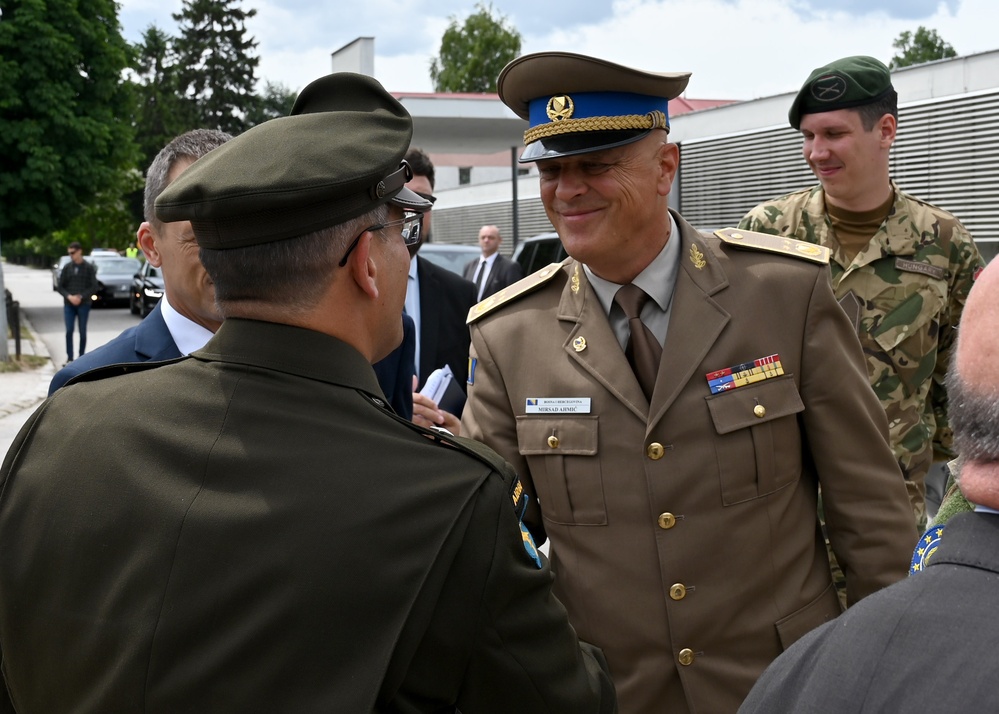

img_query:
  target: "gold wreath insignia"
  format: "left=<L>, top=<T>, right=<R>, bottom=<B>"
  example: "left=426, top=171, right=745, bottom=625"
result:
left=546, top=95, right=575, bottom=122
left=689, top=244, right=706, bottom=270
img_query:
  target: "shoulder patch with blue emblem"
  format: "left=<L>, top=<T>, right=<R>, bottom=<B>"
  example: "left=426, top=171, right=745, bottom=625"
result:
left=910, top=523, right=945, bottom=575
left=511, top=478, right=542, bottom=568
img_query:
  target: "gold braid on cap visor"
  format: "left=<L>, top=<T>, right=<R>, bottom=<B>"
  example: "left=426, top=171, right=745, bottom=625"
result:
left=523, top=110, right=669, bottom=145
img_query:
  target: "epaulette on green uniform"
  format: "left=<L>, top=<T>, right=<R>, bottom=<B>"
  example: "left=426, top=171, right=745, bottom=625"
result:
left=714, top=227, right=830, bottom=264
left=467, top=261, right=566, bottom=324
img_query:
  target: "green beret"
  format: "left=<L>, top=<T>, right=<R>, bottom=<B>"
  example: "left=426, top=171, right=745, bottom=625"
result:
left=497, top=52, right=690, bottom=162
left=155, top=73, right=430, bottom=249
left=788, top=55, right=893, bottom=130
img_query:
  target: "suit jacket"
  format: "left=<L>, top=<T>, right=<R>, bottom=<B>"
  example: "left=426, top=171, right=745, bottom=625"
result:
left=0, top=319, right=616, bottom=713
left=48, top=300, right=181, bottom=395
left=463, top=253, right=525, bottom=301
left=372, top=312, right=416, bottom=419
left=416, top=256, right=476, bottom=391
left=739, top=512, right=999, bottom=713
left=461, top=212, right=917, bottom=714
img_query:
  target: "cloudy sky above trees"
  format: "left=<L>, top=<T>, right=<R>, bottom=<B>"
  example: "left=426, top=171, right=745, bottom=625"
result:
left=119, top=0, right=992, bottom=100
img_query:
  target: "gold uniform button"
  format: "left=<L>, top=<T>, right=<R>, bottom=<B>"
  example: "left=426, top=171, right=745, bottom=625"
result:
left=678, top=648, right=695, bottom=666
left=753, top=404, right=766, bottom=418
left=547, top=435, right=560, bottom=448
left=657, top=512, right=676, bottom=530
left=647, top=442, right=665, bottom=460
left=669, top=583, right=686, bottom=600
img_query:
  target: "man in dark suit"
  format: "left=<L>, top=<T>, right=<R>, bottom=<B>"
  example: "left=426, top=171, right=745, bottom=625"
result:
left=404, top=148, right=477, bottom=432
left=463, top=225, right=525, bottom=301
left=461, top=52, right=916, bottom=714
left=0, top=72, right=616, bottom=713
left=739, top=259, right=999, bottom=713
left=48, top=129, right=231, bottom=395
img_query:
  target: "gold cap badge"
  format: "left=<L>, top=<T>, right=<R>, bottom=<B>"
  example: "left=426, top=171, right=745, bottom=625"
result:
left=546, top=95, right=575, bottom=122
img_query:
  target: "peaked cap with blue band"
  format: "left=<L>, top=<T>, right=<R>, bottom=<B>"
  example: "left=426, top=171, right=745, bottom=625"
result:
left=497, top=52, right=691, bottom=162
left=155, top=73, right=431, bottom=249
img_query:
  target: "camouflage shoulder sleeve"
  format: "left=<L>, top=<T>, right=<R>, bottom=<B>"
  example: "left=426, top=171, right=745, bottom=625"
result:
left=738, top=188, right=816, bottom=236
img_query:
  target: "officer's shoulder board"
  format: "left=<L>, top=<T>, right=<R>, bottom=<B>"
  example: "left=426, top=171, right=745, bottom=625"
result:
left=375, top=407, right=543, bottom=567
left=62, top=356, right=189, bottom=389
left=714, top=227, right=830, bottom=265
left=466, top=262, right=565, bottom=324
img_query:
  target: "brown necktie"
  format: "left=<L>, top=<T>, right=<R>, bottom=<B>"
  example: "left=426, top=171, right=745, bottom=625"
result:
left=615, top=284, right=662, bottom=400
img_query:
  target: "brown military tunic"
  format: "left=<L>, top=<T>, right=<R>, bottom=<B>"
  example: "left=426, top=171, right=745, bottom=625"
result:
left=462, top=213, right=917, bottom=714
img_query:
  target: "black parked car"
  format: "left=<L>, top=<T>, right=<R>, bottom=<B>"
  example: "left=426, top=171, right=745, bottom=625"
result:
left=91, top=256, right=142, bottom=307
left=512, top=232, right=567, bottom=275
left=130, top=261, right=164, bottom=317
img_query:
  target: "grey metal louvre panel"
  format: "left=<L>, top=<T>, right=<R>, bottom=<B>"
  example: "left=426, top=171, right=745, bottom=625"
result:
left=678, top=126, right=813, bottom=229
left=677, top=89, right=999, bottom=242
left=432, top=197, right=553, bottom=254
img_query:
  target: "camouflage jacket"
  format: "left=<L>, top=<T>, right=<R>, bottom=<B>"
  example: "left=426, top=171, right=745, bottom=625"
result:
left=739, top=183, right=983, bottom=504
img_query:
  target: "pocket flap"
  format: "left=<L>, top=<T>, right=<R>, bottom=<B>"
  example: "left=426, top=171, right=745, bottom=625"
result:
left=516, top=416, right=598, bottom=456
left=706, top=375, right=804, bottom=435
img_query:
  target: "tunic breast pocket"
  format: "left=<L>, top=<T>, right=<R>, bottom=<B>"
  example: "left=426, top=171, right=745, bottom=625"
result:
left=705, top=375, right=805, bottom=506
left=515, top=416, right=605, bottom=526
left=870, top=280, right=947, bottom=398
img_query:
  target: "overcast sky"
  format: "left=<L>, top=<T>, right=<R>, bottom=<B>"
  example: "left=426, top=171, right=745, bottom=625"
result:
left=117, top=0, right=994, bottom=101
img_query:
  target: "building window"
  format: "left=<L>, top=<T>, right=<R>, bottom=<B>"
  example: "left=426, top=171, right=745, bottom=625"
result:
left=459, top=167, right=472, bottom=185
left=518, top=167, right=531, bottom=176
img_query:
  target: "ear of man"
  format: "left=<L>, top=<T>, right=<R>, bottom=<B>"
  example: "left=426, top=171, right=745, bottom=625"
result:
left=136, top=223, right=163, bottom=268
left=346, top=229, right=380, bottom=301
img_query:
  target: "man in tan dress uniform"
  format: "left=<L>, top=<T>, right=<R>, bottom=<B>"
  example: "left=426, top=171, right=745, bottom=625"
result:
left=461, top=52, right=917, bottom=714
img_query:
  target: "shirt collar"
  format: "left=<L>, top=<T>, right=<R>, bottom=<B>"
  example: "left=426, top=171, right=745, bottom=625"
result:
left=160, top=295, right=215, bottom=356
left=584, top=212, right=682, bottom=316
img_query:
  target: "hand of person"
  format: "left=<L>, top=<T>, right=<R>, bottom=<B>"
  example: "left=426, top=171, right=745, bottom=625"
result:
left=412, top=376, right=462, bottom=436
left=68, top=294, right=82, bottom=306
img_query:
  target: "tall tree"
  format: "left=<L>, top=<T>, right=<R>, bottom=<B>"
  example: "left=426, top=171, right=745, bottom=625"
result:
left=430, top=2, right=521, bottom=93
left=244, top=80, right=296, bottom=127
left=890, top=26, right=957, bottom=69
left=0, top=0, right=137, bottom=241
left=132, top=24, right=197, bottom=172
left=172, top=0, right=259, bottom=135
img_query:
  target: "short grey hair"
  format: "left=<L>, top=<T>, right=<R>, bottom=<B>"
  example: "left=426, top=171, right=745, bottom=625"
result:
left=199, top=204, right=388, bottom=317
left=946, top=365, right=999, bottom=465
left=144, top=129, right=233, bottom=225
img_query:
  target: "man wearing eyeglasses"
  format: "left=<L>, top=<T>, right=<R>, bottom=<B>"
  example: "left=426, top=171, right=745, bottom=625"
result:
left=0, top=72, right=616, bottom=713
left=55, top=241, right=99, bottom=363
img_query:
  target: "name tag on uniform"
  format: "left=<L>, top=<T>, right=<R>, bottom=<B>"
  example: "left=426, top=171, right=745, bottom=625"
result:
left=525, top=398, right=591, bottom=414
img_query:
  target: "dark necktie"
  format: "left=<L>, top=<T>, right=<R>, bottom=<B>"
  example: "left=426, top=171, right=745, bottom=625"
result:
left=615, top=284, right=662, bottom=400
left=473, top=260, right=486, bottom=299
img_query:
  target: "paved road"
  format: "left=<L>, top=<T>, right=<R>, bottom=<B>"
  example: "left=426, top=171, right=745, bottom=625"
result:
left=1, top=262, right=143, bottom=457
left=7, top=262, right=141, bottom=364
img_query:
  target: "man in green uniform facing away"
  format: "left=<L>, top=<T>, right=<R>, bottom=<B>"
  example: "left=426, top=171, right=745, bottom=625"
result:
left=0, top=73, right=616, bottom=713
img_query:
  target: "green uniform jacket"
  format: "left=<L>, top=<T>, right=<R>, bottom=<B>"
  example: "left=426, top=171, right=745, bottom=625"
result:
left=740, top=183, right=984, bottom=521
left=0, top=319, right=616, bottom=713
left=461, top=213, right=917, bottom=714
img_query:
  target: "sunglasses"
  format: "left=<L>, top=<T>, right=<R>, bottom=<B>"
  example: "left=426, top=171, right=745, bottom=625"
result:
left=338, top=212, right=424, bottom=267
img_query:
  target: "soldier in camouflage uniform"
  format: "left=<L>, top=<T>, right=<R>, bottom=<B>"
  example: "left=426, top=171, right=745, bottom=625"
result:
left=740, top=56, right=984, bottom=528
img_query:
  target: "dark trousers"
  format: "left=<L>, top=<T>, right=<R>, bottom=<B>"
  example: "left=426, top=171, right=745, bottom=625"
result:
left=63, top=301, right=92, bottom=360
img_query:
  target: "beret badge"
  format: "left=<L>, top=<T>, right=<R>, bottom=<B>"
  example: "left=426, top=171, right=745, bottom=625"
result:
left=810, top=73, right=848, bottom=103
